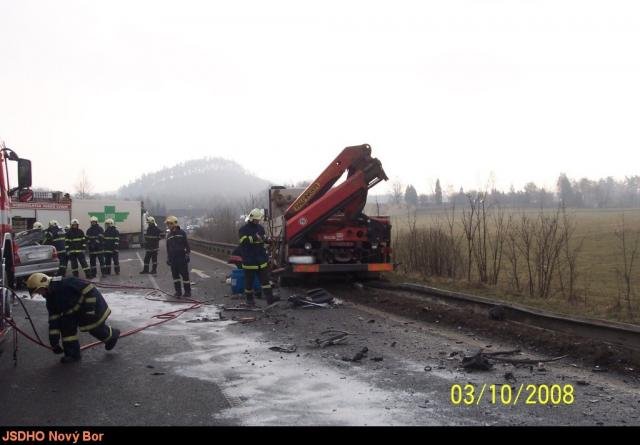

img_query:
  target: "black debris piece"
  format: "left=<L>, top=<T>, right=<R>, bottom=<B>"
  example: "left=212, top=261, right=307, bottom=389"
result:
left=269, top=344, right=297, bottom=353
left=461, top=351, right=493, bottom=371
left=342, top=347, right=369, bottom=362
left=488, top=305, right=507, bottom=321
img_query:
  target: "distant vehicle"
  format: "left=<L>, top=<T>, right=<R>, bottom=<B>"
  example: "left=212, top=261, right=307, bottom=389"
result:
left=12, top=228, right=58, bottom=284
left=72, top=199, right=143, bottom=248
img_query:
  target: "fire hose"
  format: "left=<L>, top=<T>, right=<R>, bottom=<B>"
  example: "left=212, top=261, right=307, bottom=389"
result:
left=1, top=281, right=212, bottom=366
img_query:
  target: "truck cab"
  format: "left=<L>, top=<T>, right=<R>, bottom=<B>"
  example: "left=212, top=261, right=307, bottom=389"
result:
left=0, top=143, right=32, bottom=355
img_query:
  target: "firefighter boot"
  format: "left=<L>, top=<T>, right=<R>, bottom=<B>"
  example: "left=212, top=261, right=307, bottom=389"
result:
left=173, top=280, right=182, bottom=298
left=115, top=265, right=120, bottom=275
left=150, top=266, right=157, bottom=274
left=244, top=290, right=256, bottom=307
left=139, top=267, right=149, bottom=274
left=60, top=355, right=81, bottom=364
left=264, top=285, right=280, bottom=305
left=105, top=328, right=120, bottom=351
left=183, top=281, right=192, bottom=298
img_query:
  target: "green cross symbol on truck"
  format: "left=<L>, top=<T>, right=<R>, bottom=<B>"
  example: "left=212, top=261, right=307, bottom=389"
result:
left=88, top=205, right=130, bottom=223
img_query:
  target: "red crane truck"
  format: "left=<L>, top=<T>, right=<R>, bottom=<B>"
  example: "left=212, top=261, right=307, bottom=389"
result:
left=267, top=144, right=393, bottom=283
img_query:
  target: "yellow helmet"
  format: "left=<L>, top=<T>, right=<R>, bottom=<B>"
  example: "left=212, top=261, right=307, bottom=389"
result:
left=26, top=273, right=51, bottom=296
left=247, top=208, right=264, bottom=222
left=105, top=218, right=114, bottom=225
left=90, top=216, right=99, bottom=223
left=165, top=215, right=178, bottom=225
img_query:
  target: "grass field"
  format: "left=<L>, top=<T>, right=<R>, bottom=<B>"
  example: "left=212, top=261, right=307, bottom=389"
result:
left=385, top=207, right=640, bottom=324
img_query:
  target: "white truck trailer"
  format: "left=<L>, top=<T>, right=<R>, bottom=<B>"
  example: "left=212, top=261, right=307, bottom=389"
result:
left=10, top=194, right=144, bottom=248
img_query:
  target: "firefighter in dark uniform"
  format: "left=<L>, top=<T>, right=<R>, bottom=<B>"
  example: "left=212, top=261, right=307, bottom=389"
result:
left=26, top=273, right=121, bottom=363
left=165, top=216, right=191, bottom=298
left=238, top=208, right=279, bottom=306
left=86, top=216, right=105, bottom=279
left=102, top=218, right=120, bottom=275
left=44, top=220, right=68, bottom=276
left=140, top=216, right=161, bottom=274
left=66, top=218, right=91, bottom=278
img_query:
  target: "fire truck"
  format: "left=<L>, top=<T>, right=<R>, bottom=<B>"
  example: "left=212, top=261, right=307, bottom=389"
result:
left=0, top=142, right=33, bottom=354
left=267, top=144, right=393, bottom=283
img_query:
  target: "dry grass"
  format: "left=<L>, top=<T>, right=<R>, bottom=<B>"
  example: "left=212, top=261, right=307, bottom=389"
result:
left=388, top=207, right=640, bottom=324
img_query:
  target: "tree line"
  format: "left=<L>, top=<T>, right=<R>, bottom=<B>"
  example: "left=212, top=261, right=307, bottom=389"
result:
left=396, top=174, right=640, bottom=209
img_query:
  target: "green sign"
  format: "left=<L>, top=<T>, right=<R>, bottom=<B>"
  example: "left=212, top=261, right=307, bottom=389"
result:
left=88, top=205, right=130, bottom=223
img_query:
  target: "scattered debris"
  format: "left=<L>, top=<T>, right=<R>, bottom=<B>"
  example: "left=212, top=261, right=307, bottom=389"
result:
left=134, top=403, right=141, bottom=407
left=223, top=306, right=263, bottom=312
left=237, top=317, right=257, bottom=324
left=370, top=356, right=384, bottom=362
left=186, top=316, right=222, bottom=323
left=289, top=288, right=336, bottom=308
left=390, top=341, right=397, bottom=348
left=461, top=351, right=493, bottom=371
left=269, top=344, right=297, bottom=353
left=576, top=380, right=589, bottom=386
left=314, top=330, right=353, bottom=348
left=504, top=372, right=517, bottom=383
left=424, top=366, right=432, bottom=372
left=367, top=319, right=376, bottom=323
left=151, top=372, right=165, bottom=376
left=146, top=365, right=155, bottom=369
left=354, top=282, right=364, bottom=290
left=592, top=366, right=608, bottom=373
left=342, top=347, right=369, bottom=362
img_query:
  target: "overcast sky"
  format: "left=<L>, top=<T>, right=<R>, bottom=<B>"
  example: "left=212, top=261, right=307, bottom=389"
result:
left=1, top=0, right=639, bottom=196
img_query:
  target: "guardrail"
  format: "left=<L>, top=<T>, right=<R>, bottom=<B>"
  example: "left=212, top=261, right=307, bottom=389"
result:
left=365, top=281, right=640, bottom=352
left=189, top=238, right=235, bottom=259
left=190, top=237, right=640, bottom=352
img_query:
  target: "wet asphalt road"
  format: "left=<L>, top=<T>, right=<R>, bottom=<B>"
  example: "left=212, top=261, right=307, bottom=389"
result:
left=1, top=245, right=639, bottom=426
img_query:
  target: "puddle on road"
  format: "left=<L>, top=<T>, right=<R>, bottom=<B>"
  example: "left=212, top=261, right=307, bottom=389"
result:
left=105, top=291, right=457, bottom=426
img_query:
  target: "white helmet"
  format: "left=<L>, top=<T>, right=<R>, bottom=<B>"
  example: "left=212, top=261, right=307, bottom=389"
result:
left=32, top=221, right=43, bottom=230
left=105, top=218, right=114, bottom=225
left=64, top=225, right=70, bottom=231
left=90, top=216, right=99, bottom=223
left=246, top=208, right=264, bottom=222
left=147, top=216, right=156, bottom=224
left=49, top=220, right=59, bottom=227
left=71, top=218, right=79, bottom=226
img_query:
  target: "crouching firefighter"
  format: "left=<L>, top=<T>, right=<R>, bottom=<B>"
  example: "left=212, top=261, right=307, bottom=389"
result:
left=26, top=273, right=121, bottom=364
left=165, top=216, right=191, bottom=298
left=238, top=208, right=279, bottom=306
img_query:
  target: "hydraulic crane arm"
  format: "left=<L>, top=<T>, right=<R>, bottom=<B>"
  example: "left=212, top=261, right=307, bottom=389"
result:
left=285, top=144, right=388, bottom=243
left=285, top=144, right=384, bottom=219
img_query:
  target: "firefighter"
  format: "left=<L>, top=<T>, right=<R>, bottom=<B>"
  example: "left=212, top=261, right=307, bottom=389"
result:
left=32, top=221, right=45, bottom=243
left=86, top=216, right=105, bottom=279
left=26, top=273, right=120, bottom=363
left=140, top=216, right=161, bottom=274
left=66, top=219, right=91, bottom=278
left=44, top=220, right=68, bottom=276
left=102, top=219, right=120, bottom=275
left=165, top=216, right=191, bottom=298
left=238, top=208, right=278, bottom=306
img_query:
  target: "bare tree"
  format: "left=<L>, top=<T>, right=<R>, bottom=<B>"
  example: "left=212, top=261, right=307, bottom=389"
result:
left=614, top=215, right=640, bottom=315
left=74, top=170, right=93, bottom=199
left=391, top=180, right=404, bottom=206
left=558, top=206, right=584, bottom=303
